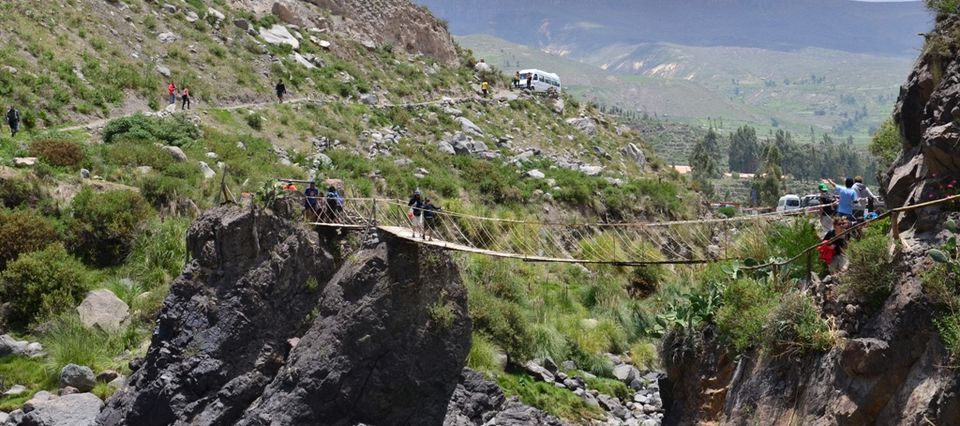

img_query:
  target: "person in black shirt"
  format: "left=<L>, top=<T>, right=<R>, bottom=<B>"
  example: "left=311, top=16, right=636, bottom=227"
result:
left=822, top=217, right=849, bottom=273
left=276, top=80, right=286, bottom=103
left=408, top=190, right=425, bottom=238
left=423, top=198, right=441, bottom=241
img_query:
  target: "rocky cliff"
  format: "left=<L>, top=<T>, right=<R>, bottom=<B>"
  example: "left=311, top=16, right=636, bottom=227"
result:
left=659, top=11, right=960, bottom=426
left=230, top=0, right=458, bottom=64
left=96, top=200, right=472, bottom=425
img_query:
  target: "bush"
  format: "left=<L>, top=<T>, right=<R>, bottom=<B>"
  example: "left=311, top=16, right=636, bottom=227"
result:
left=762, top=291, right=833, bottom=356
left=497, top=373, right=605, bottom=421
left=0, top=244, right=90, bottom=327
left=716, top=279, right=778, bottom=352
left=102, top=114, right=201, bottom=146
left=41, top=315, right=141, bottom=378
left=103, top=139, right=173, bottom=169
left=934, top=312, right=960, bottom=363
left=138, top=175, right=196, bottom=208
left=30, top=139, right=85, bottom=168
left=0, top=209, right=59, bottom=269
left=245, top=113, right=263, bottom=130
left=466, top=332, right=502, bottom=372
left=841, top=233, right=895, bottom=310
left=124, top=218, right=189, bottom=289
left=67, top=189, right=153, bottom=266
left=718, top=205, right=737, bottom=218
left=0, top=177, right=45, bottom=209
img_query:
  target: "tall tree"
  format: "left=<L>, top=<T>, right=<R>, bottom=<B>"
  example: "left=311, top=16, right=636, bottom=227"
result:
left=689, top=129, right=722, bottom=197
left=728, top=125, right=760, bottom=173
left=752, top=143, right=785, bottom=206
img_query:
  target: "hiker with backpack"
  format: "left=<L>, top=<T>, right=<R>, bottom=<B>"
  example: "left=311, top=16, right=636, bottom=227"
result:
left=853, top=176, right=878, bottom=220
left=408, top=190, right=426, bottom=239
left=181, top=86, right=191, bottom=110
left=6, top=106, right=20, bottom=137
left=481, top=81, right=490, bottom=98
left=325, top=185, right=344, bottom=223
left=276, top=80, right=286, bottom=103
left=423, top=198, right=441, bottom=241
left=819, top=216, right=850, bottom=274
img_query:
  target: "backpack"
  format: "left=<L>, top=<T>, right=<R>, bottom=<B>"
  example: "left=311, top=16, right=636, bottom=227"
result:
left=817, top=242, right=835, bottom=265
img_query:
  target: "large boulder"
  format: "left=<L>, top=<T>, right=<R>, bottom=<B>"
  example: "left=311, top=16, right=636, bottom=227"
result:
left=19, top=391, right=103, bottom=426
left=76, top=289, right=129, bottom=332
left=456, top=117, right=484, bottom=136
left=566, top=117, right=597, bottom=137
left=98, top=205, right=471, bottom=426
left=0, top=334, right=43, bottom=357
left=59, top=364, right=96, bottom=392
left=259, top=25, right=299, bottom=50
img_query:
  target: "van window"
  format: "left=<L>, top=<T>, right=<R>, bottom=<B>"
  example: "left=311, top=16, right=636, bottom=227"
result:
left=786, top=199, right=800, bottom=207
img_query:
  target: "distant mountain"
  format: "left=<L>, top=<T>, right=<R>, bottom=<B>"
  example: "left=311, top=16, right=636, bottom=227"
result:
left=419, top=0, right=931, bottom=58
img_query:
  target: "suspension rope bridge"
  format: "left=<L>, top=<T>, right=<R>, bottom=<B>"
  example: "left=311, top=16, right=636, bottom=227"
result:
left=299, top=195, right=828, bottom=266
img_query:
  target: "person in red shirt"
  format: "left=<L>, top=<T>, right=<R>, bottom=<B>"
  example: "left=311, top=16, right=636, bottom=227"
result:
left=167, top=82, right=177, bottom=106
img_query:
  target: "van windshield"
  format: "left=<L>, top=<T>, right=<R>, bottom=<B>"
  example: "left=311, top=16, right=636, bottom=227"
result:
left=786, top=199, right=800, bottom=207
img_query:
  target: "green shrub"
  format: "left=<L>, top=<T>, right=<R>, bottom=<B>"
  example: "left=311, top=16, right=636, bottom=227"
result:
left=582, top=375, right=631, bottom=401
left=716, top=279, right=778, bottom=352
left=841, top=233, right=895, bottom=310
left=103, top=139, right=174, bottom=169
left=0, top=244, right=90, bottom=327
left=124, top=218, right=188, bottom=289
left=497, top=373, right=605, bottom=421
left=245, top=112, right=263, bottom=130
left=0, top=177, right=45, bottom=209
left=138, top=175, right=196, bottom=208
left=41, top=315, right=141, bottom=377
left=869, top=118, right=903, bottom=172
left=466, top=332, right=502, bottom=372
left=0, top=209, right=59, bottom=268
left=762, top=291, right=833, bottom=356
left=102, top=114, right=201, bottom=146
left=29, top=139, right=85, bottom=168
left=67, top=189, right=153, bottom=266
left=718, top=205, right=737, bottom=218
left=934, top=312, right=960, bottom=363
left=926, top=0, right=960, bottom=14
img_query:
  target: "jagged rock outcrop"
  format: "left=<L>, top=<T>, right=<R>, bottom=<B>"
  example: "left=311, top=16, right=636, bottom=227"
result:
left=96, top=201, right=471, bottom=425
left=661, top=12, right=960, bottom=426
left=443, top=369, right=565, bottom=426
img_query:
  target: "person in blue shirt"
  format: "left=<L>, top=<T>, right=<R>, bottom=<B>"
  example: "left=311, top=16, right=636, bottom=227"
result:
left=823, top=177, right=859, bottom=222
left=304, top=182, right=320, bottom=220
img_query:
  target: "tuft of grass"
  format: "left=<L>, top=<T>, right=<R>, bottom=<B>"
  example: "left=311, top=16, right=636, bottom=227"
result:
left=841, top=232, right=895, bottom=311
left=716, top=278, right=779, bottom=352
left=466, top=332, right=502, bottom=373
left=497, top=373, right=605, bottom=421
left=41, top=315, right=141, bottom=376
left=0, top=356, right=56, bottom=412
left=762, top=291, right=834, bottom=356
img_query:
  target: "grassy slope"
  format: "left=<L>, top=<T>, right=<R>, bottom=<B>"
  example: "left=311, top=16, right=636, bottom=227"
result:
left=0, top=1, right=703, bottom=421
left=457, top=33, right=910, bottom=145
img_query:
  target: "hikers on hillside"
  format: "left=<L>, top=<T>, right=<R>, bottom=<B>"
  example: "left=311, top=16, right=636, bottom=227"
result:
left=304, top=182, right=320, bottom=220
left=817, top=182, right=836, bottom=235
left=408, top=190, right=425, bottom=239
left=822, top=177, right=858, bottom=222
left=6, top=106, right=20, bottom=137
left=513, top=72, right=521, bottom=89
left=423, top=198, right=441, bottom=241
left=276, top=80, right=286, bottom=103
left=853, top=176, right=878, bottom=220
left=181, top=86, right=191, bottom=110
left=167, top=82, right=177, bottom=105
left=283, top=181, right=298, bottom=191
left=325, top=185, right=344, bottom=223
left=481, top=81, right=490, bottom=98
left=820, top=217, right=850, bottom=274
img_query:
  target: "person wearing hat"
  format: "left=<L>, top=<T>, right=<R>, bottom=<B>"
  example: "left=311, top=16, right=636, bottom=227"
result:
left=817, top=182, right=836, bottom=235
left=408, top=189, right=426, bottom=239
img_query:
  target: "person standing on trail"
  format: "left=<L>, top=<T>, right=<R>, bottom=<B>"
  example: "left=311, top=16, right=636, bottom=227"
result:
left=526, top=74, right=533, bottom=90
left=276, top=80, right=286, bottom=103
left=823, top=177, right=858, bottom=223
left=181, top=86, right=191, bottom=110
left=6, top=106, right=20, bottom=137
left=167, top=81, right=177, bottom=105
left=408, top=190, right=426, bottom=239
left=481, top=81, right=490, bottom=98
left=304, top=182, right=320, bottom=220
left=423, top=198, right=441, bottom=241
left=853, top=176, right=878, bottom=220
left=513, top=72, right=521, bottom=89
left=817, top=182, right=836, bottom=235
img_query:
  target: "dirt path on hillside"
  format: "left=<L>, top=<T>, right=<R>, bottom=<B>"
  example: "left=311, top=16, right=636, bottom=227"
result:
left=55, top=91, right=510, bottom=134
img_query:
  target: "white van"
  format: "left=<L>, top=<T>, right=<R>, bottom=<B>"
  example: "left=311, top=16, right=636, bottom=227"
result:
left=776, top=195, right=801, bottom=212
left=518, top=69, right=562, bottom=93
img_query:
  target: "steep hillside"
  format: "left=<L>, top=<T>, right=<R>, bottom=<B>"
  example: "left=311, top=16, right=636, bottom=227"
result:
left=0, top=1, right=699, bottom=425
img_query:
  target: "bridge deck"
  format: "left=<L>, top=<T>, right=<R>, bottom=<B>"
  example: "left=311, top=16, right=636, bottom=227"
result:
left=376, top=225, right=589, bottom=264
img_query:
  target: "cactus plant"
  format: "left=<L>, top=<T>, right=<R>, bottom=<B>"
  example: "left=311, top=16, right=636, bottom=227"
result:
left=930, top=249, right=952, bottom=264
left=947, top=219, right=959, bottom=234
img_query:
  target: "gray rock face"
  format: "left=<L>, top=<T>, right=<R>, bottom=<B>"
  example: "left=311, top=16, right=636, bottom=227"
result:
left=157, top=32, right=177, bottom=43
left=456, top=117, right=484, bottom=136
left=259, top=25, right=299, bottom=50
left=98, top=205, right=471, bottom=426
left=566, top=117, right=597, bottom=137
left=623, top=143, right=647, bottom=168
left=162, top=146, right=187, bottom=162
left=59, top=364, right=96, bottom=393
left=0, top=334, right=43, bottom=357
left=360, top=93, right=379, bottom=105
left=444, top=369, right=565, bottom=426
left=76, top=289, right=129, bottom=332
left=18, top=392, right=103, bottom=426
left=198, top=161, right=216, bottom=179
left=614, top=364, right=641, bottom=384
